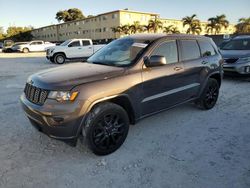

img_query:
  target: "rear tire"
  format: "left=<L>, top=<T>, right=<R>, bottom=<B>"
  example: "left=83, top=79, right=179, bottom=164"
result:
left=196, top=78, right=219, bottom=110
left=23, top=48, right=29, bottom=53
left=83, top=102, right=129, bottom=155
left=54, top=53, right=66, bottom=64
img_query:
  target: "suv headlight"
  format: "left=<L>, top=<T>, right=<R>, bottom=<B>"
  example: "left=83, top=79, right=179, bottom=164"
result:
left=48, top=91, right=79, bottom=102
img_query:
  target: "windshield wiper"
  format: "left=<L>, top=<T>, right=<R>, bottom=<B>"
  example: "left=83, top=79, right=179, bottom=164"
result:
left=89, top=61, right=118, bottom=67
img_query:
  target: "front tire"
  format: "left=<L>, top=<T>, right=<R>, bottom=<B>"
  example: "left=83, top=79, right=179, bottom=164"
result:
left=54, top=53, right=66, bottom=64
left=23, top=48, right=29, bottom=53
left=196, top=78, right=219, bottom=110
left=83, top=102, right=129, bottom=155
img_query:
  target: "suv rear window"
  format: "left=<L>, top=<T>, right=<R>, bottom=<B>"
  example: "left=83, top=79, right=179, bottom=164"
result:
left=198, top=40, right=216, bottom=57
left=180, top=40, right=200, bottom=61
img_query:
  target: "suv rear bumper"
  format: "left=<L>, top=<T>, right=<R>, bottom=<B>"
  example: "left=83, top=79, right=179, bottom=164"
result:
left=20, top=93, right=85, bottom=141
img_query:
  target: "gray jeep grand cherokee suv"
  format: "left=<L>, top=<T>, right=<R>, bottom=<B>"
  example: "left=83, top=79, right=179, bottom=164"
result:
left=20, top=34, right=223, bottom=155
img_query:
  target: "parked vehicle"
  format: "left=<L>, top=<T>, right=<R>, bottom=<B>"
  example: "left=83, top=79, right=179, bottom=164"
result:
left=20, top=34, right=223, bottom=155
left=220, top=35, right=250, bottom=75
left=10, top=42, right=29, bottom=52
left=46, top=39, right=105, bottom=64
left=0, top=42, right=3, bottom=52
left=16, top=40, right=55, bottom=53
left=2, top=40, right=15, bottom=52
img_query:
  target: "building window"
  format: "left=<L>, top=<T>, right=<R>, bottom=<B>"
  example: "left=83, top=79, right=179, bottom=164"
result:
left=112, top=14, right=118, bottom=19
left=103, top=15, right=107, bottom=20
left=103, top=27, right=106, bottom=32
left=126, top=14, right=131, bottom=19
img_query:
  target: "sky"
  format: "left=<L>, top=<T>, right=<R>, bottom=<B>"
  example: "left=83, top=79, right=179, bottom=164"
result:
left=0, top=0, right=249, bottom=30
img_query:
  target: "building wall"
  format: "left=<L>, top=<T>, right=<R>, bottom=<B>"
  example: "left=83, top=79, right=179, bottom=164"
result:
left=31, top=9, right=236, bottom=42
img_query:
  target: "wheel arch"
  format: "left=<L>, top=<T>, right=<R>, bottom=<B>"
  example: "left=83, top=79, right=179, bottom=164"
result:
left=88, top=94, right=136, bottom=125
left=198, top=71, right=222, bottom=97
left=53, top=52, right=67, bottom=59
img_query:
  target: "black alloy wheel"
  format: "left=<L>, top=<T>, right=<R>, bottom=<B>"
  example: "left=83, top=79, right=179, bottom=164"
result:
left=83, top=102, right=129, bottom=155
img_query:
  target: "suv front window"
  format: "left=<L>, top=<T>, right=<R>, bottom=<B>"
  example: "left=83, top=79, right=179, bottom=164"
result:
left=88, top=37, right=150, bottom=67
left=151, top=40, right=178, bottom=64
left=221, top=39, right=250, bottom=50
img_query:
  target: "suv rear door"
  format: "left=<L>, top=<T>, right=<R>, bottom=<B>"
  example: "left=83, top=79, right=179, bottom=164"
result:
left=178, top=39, right=203, bottom=99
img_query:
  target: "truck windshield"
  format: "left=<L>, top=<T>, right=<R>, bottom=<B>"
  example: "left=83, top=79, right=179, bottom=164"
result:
left=87, top=37, right=150, bottom=67
left=221, top=39, right=250, bottom=50
left=60, top=39, right=72, bottom=46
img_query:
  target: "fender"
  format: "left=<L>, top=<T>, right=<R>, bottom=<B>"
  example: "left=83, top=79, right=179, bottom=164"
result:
left=75, top=93, right=135, bottom=138
left=198, top=71, right=222, bottom=97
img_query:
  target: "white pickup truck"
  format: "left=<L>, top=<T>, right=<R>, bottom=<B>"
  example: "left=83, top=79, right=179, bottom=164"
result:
left=46, top=39, right=106, bottom=64
left=14, top=40, right=55, bottom=53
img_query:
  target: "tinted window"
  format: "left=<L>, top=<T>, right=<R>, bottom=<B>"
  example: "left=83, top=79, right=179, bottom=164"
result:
left=82, top=40, right=91, bottom=46
left=69, top=41, right=80, bottom=47
left=180, top=40, right=200, bottom=61
left=151, top=40, right=178, bottom=64
left=221, top=39, right=250, bottom=50
left=198, top=40, right=216, bottom=57
left=31, top=42, right=43, bottom=45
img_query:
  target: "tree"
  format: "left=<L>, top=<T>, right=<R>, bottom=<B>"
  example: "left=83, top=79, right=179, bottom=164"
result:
left=129, top=21, right=143, bottom=34
left=206, top=14, right=229, bottom=34
left=121, top=24, right=131, bottom=35
left=111, top=26, right=123, bottom=38
left=163, top=25, right=180, bottom=34
left=148, top=18, right=163, bottom=33
left=4, top=26, right=33, bottom=41
left=182, top=14, right=202, bottom=35
left=56, top=8, right=85, bottom=22
left=142, top=24, right=152, bottom=33
left=235, top=17, right=250, bottom=34
left=0, top=27, right=4, bottom=40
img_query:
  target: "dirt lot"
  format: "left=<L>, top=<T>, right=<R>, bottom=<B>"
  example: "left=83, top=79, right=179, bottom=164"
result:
left=0, top=53, right=250, bottom=188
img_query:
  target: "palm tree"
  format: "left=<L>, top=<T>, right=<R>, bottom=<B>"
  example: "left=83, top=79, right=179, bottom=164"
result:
left=206, top=19, right=219, bottom=34
left=129, top=21, right=143, bottom=34
left=182, top=14, right=202, bottom=35
left=163, top=25, right=180, bottom=34
left=207, top=14, right=229, bottom=34
left=236, top=17, right=250, bottom=34
left=148, top=18, right=163, bottom=33
left=121, top=24, right=131, bottom=35
left=143, top=24, right=152, bottom=33
left=111, top=26, right=123, bottom=38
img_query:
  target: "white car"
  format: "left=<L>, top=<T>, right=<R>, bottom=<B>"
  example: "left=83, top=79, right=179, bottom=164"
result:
left=15, top=40, right=55, bottom=53
left=46, top=39, right=106, bottom=64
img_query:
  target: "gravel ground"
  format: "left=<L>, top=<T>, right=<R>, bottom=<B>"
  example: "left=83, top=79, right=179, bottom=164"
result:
left=0, top=54, right=250, bottom=188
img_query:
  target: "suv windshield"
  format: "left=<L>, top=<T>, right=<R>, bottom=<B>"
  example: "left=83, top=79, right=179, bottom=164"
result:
left=87, top=37, right=150, bottom=67
left=221, top=39, right=250, bottom=50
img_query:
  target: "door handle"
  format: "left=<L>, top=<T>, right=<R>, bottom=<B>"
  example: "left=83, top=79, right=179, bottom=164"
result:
left=88, top=47, right=92, bottom=49
left=202, top=61, right=209, bottom=65
left=78, top=48, right=82, bottom=50
left=174, top=67, right=182, bottom=71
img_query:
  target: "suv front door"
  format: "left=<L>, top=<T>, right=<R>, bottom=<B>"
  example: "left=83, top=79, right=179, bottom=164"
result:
left=141, top=40, right=187, bottom=115
left=80, top=40, right=93, bottom=58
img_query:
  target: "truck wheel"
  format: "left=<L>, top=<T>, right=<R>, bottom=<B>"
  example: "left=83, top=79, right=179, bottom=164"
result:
left=54, top=53, right=65, bottom=64
left=23, top=48, right=29, bottom=53
left=196, top=78, right=219, bottom=110
left=83, top=102, right=129, bottom=155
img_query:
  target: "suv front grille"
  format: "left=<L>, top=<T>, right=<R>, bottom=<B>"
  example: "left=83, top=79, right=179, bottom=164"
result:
left=24, top=83, right=49, bottom=105
left=224, top=58, right=239, bottom=64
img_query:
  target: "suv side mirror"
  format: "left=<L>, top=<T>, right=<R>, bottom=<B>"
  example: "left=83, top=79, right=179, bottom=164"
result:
left=144, top=55, right=167, bottom=67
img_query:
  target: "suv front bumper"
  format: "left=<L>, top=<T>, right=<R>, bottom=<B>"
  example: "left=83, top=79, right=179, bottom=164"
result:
left=20, top=93, right=86, bottom=141
left=223, top=62, right=250, bottom=75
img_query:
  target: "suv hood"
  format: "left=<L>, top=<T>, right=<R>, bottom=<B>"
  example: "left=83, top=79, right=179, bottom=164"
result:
left=220, top=50, right=250, bottom=59
left=28, top=63, right=126, bottom=90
